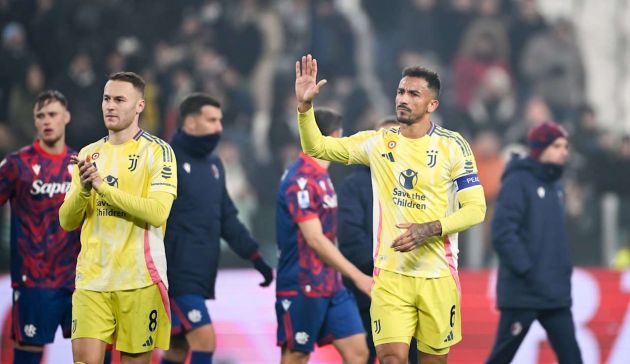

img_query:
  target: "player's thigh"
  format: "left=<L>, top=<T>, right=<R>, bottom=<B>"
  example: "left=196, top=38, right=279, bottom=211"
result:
left=323, top=290, right=365, bottom=339
left=370, top=270, right=417, bottom=347
left=415, top=275, right=461, bottom=356
left=170, top=294, right=214, bottom=350
left=323, top=290, right=367, bottom=358
left=12, top=287, right=70, bottom=346
left=72, top=289, right=116, bottom=345
left=186, top=324, right=215, bottom=351
left=275, top=293, right=328, bottom=354
left=114, top=283, right=170, bottom=354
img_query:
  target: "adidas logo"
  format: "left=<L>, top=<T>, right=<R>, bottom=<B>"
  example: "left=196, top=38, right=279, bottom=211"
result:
left=142, top=336, right=154, bottom=347
left=443, top=331, right=454, bottom=343
left=381, top=152, right=395, bottom=162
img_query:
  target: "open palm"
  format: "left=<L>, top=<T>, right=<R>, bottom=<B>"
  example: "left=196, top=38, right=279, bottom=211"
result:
left=295, top=54, right=327, bottom=106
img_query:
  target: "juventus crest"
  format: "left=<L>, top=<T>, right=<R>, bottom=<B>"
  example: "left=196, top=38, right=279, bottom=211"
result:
left=427, top=150, right=438, bottom=168
left=128, top=154, right=139, bottom=172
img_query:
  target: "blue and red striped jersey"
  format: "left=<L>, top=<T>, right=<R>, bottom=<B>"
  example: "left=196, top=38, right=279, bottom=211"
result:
left=276, top=152, right=343, bottom=297
left=0, top=141, right=80, bottom=289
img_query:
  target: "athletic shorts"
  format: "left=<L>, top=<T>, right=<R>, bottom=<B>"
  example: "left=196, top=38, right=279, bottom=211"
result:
left=276, top=289, right=364, bottom=353
left=170, top=294, right=212, bottom=336
left=12, top=287, right=72, bottom=345
left=370, top=269, right=461, bottom=355
left=71, top=283, right=170, bottom=353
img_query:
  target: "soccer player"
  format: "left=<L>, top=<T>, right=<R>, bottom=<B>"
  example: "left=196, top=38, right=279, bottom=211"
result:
left=59, top=72, right=177, bottom=364
left=276, top=107, right=371, bottom=364
left=294, top=55, right=486, bottom=364
left=338, top=117, right=422, bottom=364
left=485, top=122, right=582, bottom=363
left=0, top=90, right=80, bottom=364
left=160, top=94, right=273, bottom=364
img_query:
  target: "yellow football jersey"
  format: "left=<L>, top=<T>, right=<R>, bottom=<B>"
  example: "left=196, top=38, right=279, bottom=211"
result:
left=298, top=108, right=485, bottom=278
left=65, top=130, right=177, bottom=291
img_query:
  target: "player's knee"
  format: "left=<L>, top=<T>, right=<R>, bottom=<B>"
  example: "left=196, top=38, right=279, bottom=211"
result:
left=163, top=347, right=188, bottom=362
left=346, top=345, right=370, bottom=364
left=379, top=355, right=407, bottom=364
left=186, top=325, right=215, bottom=351
left=377, top=352, right=408, bottom=364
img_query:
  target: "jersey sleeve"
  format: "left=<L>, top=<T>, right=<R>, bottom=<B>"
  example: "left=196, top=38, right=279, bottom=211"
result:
left=148, top=142, right=178, bottom=197
left=0, top=156, right=17, bottom=205
left=448, top=132, right=481, bottom=191
left=439, top=133, right=486, bottom=235
left=298, top=107, right=377, bottom=166
left=284, top=176, right=321, bottom=223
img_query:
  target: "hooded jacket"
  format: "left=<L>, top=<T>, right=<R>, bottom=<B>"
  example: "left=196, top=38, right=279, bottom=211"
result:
left=165, top=129, right=260, bottom=298
left=492, top=155, right=573, bottom=309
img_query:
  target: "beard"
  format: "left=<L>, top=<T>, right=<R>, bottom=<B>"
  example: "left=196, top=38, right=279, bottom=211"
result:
left=396, top=115, right=415, bottom=125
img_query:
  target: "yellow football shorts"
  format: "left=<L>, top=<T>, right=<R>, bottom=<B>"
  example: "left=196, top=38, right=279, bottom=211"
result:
left=370, top=269, right=461, bottom=355
left=71, top=283, right=171, bottom=353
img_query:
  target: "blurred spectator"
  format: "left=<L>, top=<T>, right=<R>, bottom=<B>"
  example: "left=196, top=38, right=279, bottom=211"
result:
left=0, top=22, right=35, bottom=123
left=504, top=95, right=553, bottom=144
left=140, top=67, right=162, bottom=135
left=362, top=0, right=404, bottom=94
left=452, top=24, right=510, bottom=111
left=438, top=0, right=475, bottom=63
left=521, top=19, right=585, bottom=122
left=508, top=0, right=548, bottom=85
left=400, top=0, right=441, bottom=62
left=8, top=63, right=45, bottom=148
left=53, top=50, right=104, bottom=148
left=29, top=0, right=69, bottom=80
left=467, top=66, right=516, bottom=138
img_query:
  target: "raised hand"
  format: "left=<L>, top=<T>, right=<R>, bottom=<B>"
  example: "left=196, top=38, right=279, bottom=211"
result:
left=295, top=54, right=327, bottom=112
left=391, top=221, right=442, bottom=252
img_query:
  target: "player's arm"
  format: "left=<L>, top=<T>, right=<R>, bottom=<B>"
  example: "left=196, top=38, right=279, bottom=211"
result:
left=95, top=184, right=174, bottom=227
left=298, top=107, right=374, bottom=165
left=491, top=174, right=532, bottom=276
left=217, top=161, right=273, bottom=286
left=59, top=156, right=92, bottom=231
left=295, top=54, right=373, bottom=165
left=337, top=174, right=373, bottom=272
left=439, top=183, right=486, bottom=235
left=298, top=218, right=372, bottom=297
left=0, top=156, right=17, bottom=206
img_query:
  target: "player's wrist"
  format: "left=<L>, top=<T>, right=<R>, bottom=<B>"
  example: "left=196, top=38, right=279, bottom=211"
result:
left=430, top=220, right=442, bottom=236
left=297, top=101, right=313, bottom=113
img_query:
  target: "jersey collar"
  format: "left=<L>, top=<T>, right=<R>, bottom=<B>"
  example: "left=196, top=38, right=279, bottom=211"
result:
left=300, top=152, right=327, bottom=174
left=33, top=140, right=68, bottom=160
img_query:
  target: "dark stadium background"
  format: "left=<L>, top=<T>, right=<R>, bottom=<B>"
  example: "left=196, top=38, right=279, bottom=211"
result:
left=1, top=0, right=629, bottom=363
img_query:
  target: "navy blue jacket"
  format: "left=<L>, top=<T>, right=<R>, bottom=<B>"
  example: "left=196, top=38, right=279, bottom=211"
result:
left=338, top=165, right=373, bottom=310
left=165, top=130, right=260, bottom=299
left=492, top=156, right=573, bottom=309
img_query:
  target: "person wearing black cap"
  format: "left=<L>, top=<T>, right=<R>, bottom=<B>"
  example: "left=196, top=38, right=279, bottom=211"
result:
left=485, top=121, right=582, bottom=363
